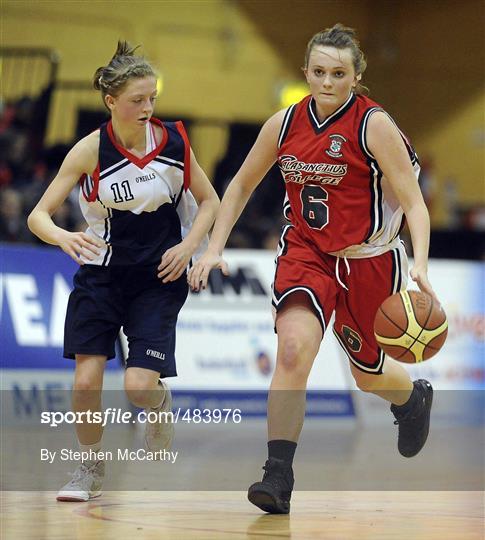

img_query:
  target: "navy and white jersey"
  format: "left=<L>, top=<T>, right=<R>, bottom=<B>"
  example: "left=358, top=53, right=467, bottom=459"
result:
left=79, top=118, right=201, bottom=266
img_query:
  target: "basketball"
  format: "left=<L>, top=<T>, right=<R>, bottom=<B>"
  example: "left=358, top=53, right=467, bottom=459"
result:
left=374, top=290, right=448, bottom=363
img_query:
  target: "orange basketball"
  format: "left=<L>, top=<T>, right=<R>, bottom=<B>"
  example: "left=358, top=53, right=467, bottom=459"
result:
left=374, top=290, right=448, bottom=363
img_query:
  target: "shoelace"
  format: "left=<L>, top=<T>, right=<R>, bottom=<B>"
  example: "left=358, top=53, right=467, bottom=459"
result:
left=393, top=395, right=426, bottom=425
left=149, top=385, right=172, bottom=430
left=69, top=464, right=89, bottom=482
left=262, top=463, right=292, bottom=489
left=393, top=411, right=422, bottom=426
left=65, top=466, right=97, bottom=489
left=148, top=399, right=166, bottom=438
left=69, top=461, right=102, bottom=479
left=150, top=421, right=162, bottom=437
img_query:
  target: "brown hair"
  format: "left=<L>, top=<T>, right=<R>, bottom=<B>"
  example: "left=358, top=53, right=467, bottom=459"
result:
left=93, top=41, right=156, bottom=105
left=304, top=24, right=368, bottom=95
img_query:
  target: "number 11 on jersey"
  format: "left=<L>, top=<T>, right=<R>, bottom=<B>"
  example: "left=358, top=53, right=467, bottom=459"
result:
left=111, top=180, right=135, bottom=203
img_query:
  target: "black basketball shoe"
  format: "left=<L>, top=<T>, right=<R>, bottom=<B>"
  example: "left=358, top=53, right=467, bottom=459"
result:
left=391, top=379, right=433, bottom=458
left=247, top=457, right=294, bottom=514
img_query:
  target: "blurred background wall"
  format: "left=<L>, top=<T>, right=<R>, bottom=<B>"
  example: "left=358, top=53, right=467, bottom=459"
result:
left=1, top=0, right=484, bottom=250
left=1, top=0, right=484, bottom=408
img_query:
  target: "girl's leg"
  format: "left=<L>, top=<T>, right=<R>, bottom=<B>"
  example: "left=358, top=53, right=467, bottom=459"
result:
left=57, top=355, right=106, bottom=502
left=72, top=354, right=106, bottom=445
left=350, top=358, right=433, bottom=458
left=124, top=367, right=173, bottom=452
left=350, top=356, right=413, bottom=405
left=124, top=367, right=163, bottom=408
left=269, top=292, right=323, bottom=442
left=248, top=292, right=323, bottom=514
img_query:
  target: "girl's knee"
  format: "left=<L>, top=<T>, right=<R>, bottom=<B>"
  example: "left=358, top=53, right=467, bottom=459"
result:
left=73, top=356, right=105, bottom=392
left=278, top=335, right=302, bottom=372
left=124, top=369, right=159, bottom=407
left=72, top=376, right=102, bottom=407
left=276, top=334, right=315, bottom=381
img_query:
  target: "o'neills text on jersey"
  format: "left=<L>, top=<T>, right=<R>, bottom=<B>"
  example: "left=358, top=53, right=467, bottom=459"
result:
left=278, top=155, right=347, bottom=185
left=136, top=173, right=156, bottom=183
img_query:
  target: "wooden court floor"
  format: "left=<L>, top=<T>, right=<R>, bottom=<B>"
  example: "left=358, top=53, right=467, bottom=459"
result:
left=1, top=490, right=483, bottom=539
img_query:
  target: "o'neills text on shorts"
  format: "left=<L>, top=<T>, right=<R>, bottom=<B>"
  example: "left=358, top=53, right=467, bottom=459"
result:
left=146, top=349, right=166, bottom=360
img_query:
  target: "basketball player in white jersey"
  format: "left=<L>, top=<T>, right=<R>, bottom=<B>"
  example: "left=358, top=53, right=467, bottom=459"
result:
left=28, top=41, right=219, bottom=501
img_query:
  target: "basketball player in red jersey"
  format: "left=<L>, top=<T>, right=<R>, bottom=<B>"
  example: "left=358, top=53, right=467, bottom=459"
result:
left=189, top=24, right=436, bottom=514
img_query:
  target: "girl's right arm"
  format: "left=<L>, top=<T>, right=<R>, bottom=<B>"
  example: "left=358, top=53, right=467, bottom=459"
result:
left=187, top=108, right=286, bottom=290
left=27, top=131, right=103, bottom=265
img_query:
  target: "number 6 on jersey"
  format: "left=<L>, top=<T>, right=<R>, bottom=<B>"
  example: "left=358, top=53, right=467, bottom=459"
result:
left=301, top=184, right=329, bottom=230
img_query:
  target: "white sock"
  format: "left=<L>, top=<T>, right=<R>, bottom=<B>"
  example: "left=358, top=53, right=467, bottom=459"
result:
left=79, top=440, right=102, bottom=466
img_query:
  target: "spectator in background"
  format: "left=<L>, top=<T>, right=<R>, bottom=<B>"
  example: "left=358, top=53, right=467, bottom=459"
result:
left=443, top=176, right=460, bottom=229
left=0, top=188, right=32, bottom=242
left=213, top=124, right=285, bottom=249
left=418, top=157, right=436, bottom=218
left=1, top=97, right=35, bottom=185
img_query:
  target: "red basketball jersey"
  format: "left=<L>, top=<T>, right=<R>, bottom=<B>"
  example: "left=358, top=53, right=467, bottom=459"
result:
left=277, top=93, right=419, bottom=256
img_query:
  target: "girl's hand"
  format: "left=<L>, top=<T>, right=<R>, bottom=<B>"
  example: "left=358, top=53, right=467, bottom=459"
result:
left=56, top=230, right=102, bottom=265
left=410, top=264, right=440, bottom=305
left=157, top=241, right=193, bottom=283
left=187, top=250, right=229, bottom=291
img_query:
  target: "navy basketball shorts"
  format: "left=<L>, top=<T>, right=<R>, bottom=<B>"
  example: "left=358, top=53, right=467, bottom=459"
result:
left=272, top=226, right=408, bottom=374
left=64, top=263, right=189, bottom=376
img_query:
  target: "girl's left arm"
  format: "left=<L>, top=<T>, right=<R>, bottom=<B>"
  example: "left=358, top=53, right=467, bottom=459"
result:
left=367, top=111, right=438, bottom=303
left=158, top=149, right=219, bottom=282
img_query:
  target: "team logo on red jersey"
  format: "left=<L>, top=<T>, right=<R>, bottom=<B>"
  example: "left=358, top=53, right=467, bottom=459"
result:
left=341, top=325, right=362, bottom=353
left=278, top=155, right=347, bottom=185
left=325, top=134, right=347, bottom=158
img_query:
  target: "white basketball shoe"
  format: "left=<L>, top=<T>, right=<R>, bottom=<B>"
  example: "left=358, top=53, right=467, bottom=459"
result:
left=144, top=379, right=174, bottom=454
left=56, top=460, right=105, bottom=501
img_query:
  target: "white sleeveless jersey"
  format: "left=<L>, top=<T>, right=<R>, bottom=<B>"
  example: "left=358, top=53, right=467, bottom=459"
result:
left=79, top=118, right=206, bottom=266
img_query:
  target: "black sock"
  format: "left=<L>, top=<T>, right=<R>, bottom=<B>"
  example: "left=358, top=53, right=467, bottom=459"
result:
left=394, top=383, right=419, bottom=414
left=268, top=440, right=297, bottom=465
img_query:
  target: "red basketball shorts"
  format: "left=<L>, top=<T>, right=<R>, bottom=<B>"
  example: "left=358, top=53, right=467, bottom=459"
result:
left=272, top=226, right=408, bottom=374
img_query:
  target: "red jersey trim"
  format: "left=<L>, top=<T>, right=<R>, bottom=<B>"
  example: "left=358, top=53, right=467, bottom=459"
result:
left=86, top=162, right=100, bottom=202
left=106, top=117, right=168, bottom=169
left=79, top=173, right=88, bottom=199
left=175, top=121, right=191, bottom=191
